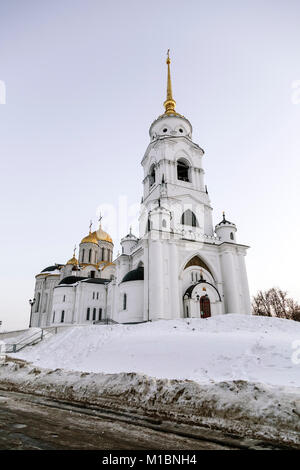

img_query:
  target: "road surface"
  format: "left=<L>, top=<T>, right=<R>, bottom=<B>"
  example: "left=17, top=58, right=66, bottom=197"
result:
left=0, top=390, right=285, bottom=450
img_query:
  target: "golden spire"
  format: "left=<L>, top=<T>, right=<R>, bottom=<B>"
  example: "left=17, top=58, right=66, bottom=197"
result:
left=163, top=49, right=177, bottom=115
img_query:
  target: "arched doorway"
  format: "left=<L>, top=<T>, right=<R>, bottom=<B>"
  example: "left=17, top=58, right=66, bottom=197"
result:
left=200, top=295, right=211, bottom=318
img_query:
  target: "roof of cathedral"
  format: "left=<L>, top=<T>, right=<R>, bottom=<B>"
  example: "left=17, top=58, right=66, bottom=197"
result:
left=121, top=266, right=144, bottom=283
left=41, top=264, right=64, bottom=273
left=58, top=276, right=110, bottom=286
left=216, top=212, right=236, bottom=227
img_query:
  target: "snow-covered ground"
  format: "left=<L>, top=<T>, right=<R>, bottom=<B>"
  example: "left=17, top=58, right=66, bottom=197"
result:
left=12, top=314, right=300, bottom=388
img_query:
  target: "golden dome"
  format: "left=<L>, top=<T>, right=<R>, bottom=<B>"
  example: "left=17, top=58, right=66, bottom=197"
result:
left=95, top=227, right=113, bottom=244
left=66, top=255, right=78, bottom=266
left=80, top=231, right=99, bottom=245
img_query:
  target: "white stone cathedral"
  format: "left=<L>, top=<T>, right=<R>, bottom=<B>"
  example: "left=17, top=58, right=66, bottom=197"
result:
left=30, top=53, right=251, bottom=328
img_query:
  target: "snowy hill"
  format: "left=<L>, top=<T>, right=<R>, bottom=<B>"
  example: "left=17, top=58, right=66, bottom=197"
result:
left=14, top=314, right=300, bottom=388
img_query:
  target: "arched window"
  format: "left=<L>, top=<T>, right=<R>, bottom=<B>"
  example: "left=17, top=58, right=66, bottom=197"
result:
left=230, top=232, right=234, bottom=240
left=82, top=249, right=85, bottom=263
left=149, top=164, right=156, bottom=187
left=61, top=310, right=65, bottom=323
left=88, top=249, right=92, bottom=263
left=123, top=293, right=127, bottom=310
left=92, top=308, right=96, bottom=321
left=86, top=308, right=90, bottom=321
left=147, top=218, right=152, bottom=232
left=181, top=210, right=199, bottom=227
left=177, top=159, right=190, bottom=182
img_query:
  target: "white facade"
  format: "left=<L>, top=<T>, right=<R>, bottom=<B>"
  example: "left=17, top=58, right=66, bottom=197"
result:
left=31, top=54, right=251, bottom=328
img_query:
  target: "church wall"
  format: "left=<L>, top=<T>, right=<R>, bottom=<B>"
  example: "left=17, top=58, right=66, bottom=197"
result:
left=116, top=280, right=144, bottom=323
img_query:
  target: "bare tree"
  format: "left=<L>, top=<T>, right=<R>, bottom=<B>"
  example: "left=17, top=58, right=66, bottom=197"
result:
left=252, top=287, right=300, bottom=321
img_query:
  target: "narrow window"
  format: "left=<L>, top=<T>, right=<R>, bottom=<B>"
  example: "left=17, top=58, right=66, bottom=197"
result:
left=149, top=165, right=156, bottom=186
left=96, top=292, right=99, bottom=300
left=230, top=232, right=234, bottom=240
left=88, top=249, right=92, bottom=263
left=92, top=308, right=96, bottom=321
left=93, top=292, right=95, bottom=299
left=36, top=293, right=41, bottom=312
left=177, top=159, right=190, bottom=182
left=99, top=308, right=102, bottom=321
left=191, top=272, right=194, bottom=282
left=82, top=249, right=85, bottom=263
left=52, top=311, right=55, bottom=323
left=162, top=219, right=167, bottom=228
left=86, top=308, right=90, bottom=321
left=61, top=310, right=65, bottom=323
left=63, top=295, right=66, bottom=302
left=102, top=247, right=104, bottom=260
left=123, top=293, right=127, bottom=310
left=186, top=306, right=189, bottom=318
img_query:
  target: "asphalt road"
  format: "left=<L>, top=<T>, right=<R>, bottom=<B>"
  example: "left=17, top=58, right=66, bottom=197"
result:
left=0, top=390, right=236, bottom=450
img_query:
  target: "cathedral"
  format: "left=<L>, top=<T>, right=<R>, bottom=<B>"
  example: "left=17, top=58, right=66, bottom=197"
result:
left=30, top=53, right=251, bottom=328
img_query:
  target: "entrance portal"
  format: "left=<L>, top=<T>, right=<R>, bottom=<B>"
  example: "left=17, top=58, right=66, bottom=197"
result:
left=200, top=295, right=211, bottom=318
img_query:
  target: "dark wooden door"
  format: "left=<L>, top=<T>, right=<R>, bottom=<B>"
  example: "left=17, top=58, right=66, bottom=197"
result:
left=200, top=295, right=211, bottom=318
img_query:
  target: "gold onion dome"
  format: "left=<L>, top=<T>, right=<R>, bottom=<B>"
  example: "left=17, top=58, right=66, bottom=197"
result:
left=81, top=231, right=99, bottom=245
left=66, top=255, right=78, bottom=266
left=66, top=246, right=78, bottom=265
left=95, top=226, right=113, bottom=244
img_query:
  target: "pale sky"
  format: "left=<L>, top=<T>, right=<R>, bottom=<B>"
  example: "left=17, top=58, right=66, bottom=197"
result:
left=1, top=0, right=300, bottom=331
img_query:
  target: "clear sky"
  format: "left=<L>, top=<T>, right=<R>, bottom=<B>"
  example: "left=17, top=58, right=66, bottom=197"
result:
left=1, top=0, right=300, bottom=331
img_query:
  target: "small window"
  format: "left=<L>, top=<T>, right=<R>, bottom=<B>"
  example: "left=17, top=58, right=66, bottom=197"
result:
left=82, top=249, right=85, bottom=263
left=92, top=308, right=96, bottom=321
left=99, top=308, right=102, bottom=321
left=186, top=306, right=189, bottom=318
left=63, top=295, right=66, bottom=302
left=86, top=308, right=90, bottom=321
left=61, top=310, right=65, bottom=323
left=96, top=292, right=99, bottom=300
left=162, top=219, right=167, bottom=228
left=163, top=128, right=167, bottom=133
left=230, top=232, right=234, bottom=240
left=93, top=292, right=95, bottom=299
left=88, top=249, right=92, bottom=263
left=179, top=128, right=183, bottom=133
left=123, top=293, right=127, bottom=310
left=52, top=311, right=55, bottom=323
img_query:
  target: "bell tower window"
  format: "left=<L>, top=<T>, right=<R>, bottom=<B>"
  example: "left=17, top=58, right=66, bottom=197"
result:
left=177, top=159, right=190, bottom=182
left=149, top=164, right=156, bottom=187
left=181, top=210, right=199, bottom=227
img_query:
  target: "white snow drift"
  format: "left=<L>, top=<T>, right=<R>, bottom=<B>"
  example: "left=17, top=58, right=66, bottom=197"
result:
left=12, top=314, right=300, bottom=388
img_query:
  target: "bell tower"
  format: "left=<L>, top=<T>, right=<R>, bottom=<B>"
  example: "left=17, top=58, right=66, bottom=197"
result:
left=140, top=51, right=214, bottom=240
